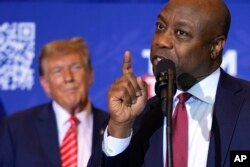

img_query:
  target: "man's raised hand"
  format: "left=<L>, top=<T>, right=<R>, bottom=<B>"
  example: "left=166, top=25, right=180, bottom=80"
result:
left=108, top=51, right=148, bottom=138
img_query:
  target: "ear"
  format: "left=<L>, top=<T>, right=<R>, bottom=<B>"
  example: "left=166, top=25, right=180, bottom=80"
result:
left=211, top=35, right=226, bottom=59
left=87, top=67, right=94, bottom=87
left=40, top=76, right=51, bottom=96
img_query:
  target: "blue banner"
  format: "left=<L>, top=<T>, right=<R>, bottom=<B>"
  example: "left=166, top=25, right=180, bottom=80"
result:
left=0, top=2, right=250, bottom=115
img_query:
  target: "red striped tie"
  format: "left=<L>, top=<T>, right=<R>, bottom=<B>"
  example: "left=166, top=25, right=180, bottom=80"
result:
left=60, top=116, right=79, bottom=167
left=173, top=93, right=191, bottom=167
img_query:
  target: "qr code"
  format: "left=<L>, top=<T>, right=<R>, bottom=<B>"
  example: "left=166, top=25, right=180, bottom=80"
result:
left=0, top=22, right=36, bottom=90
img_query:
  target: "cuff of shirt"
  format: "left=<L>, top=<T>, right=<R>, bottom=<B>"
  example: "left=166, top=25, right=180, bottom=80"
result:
left=102, top=126, right=132, bottom=156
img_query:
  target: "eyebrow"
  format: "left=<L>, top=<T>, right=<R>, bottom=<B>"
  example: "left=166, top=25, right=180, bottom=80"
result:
left=157, top=14, right=166, bottom=22
left=157, top=13, right=194, bottom=30
left=175, top=20, right=194, bottom=30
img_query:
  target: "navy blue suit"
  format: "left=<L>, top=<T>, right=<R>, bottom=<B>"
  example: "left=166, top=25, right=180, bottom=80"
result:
left=0, top=103, right=108, bottom=167
left=88, top=69, right=250, bottom=167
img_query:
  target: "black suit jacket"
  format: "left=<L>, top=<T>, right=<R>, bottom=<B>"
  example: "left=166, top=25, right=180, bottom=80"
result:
left=0, top=103, right=108, bottom=167
left=88, top=69, right=250, bottom=167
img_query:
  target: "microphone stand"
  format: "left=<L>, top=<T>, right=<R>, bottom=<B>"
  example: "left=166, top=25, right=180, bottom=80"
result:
left=161, top=69, right=175, bottom=167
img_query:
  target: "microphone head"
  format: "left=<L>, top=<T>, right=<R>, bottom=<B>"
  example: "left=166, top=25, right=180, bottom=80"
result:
left=155, top=59, right=175, bottom=78
left=155, top=59, right=176, bottom=97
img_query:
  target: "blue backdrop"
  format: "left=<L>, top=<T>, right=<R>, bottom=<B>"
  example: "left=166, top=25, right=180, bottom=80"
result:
left=0, top=2, right=250, bottom=116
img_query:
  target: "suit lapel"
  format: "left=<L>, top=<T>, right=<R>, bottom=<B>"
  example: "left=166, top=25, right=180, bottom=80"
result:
left=91, top=105, right=108, bottom=152
left=138, top=99, right=164, bottom=167
left=207, top=70, right=245, bottom=167
left=35, top=104, right=61, bottom=166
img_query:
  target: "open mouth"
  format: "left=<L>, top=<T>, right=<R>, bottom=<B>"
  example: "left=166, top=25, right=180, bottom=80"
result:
left=151, top=56, right=166, bottom=74
left=152, top=56, right=165, bottom=66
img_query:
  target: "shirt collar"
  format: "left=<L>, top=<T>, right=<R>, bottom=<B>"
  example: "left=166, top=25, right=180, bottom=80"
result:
left=53, top=100, right=92, bottom=127
left=175, top=68, right=221, bottom=104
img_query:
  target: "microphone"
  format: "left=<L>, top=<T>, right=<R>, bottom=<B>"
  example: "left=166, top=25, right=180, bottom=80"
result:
left=155, top=59, right=177, bottom=115
left=155, top=59, right=176, bottom=167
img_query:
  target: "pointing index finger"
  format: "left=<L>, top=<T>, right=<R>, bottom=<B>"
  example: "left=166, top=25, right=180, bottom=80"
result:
left=122, top=51, right=134, bottom=75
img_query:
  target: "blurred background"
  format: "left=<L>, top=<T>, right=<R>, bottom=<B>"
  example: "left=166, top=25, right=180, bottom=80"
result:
left=0, top=0, right=250, bottom=116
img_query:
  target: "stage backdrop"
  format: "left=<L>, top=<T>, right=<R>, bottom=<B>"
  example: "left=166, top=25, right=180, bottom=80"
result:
left=0, top=2, right=250, bottom=115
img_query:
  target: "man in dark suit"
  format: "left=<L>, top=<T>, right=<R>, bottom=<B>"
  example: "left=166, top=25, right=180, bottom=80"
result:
left=88, top=0, right=250, bottom=167
left=0, top=37, right=108, bottom=167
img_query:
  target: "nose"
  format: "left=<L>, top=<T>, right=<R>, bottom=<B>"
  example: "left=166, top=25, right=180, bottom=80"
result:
left=63, top=68, right=74, bottom=82
left=155, top=31, right=173, bottom=49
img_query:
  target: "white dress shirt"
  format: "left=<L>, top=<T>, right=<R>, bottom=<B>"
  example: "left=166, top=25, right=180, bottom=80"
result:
left=53, top=101, right=93, bottom=167
left=103, top=68, right=221, bottom=167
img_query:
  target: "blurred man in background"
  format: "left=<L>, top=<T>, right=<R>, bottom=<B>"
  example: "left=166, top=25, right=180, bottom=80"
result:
left=0, top=37, right=108, bottom=167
